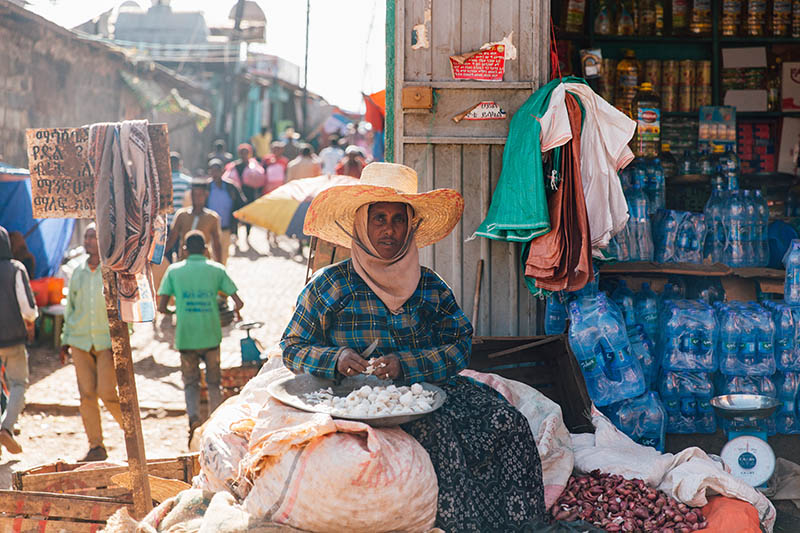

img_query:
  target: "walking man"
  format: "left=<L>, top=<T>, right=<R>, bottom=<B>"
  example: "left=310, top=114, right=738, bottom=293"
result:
left=59, top=224, right=124, bottom=462
left=206, top=160, right=245, bottom=265
left=0, top=225, right=37, bottom=455
left=157, top=231, right=243, bottom=442
left=163, top=179, right=224, bottom=264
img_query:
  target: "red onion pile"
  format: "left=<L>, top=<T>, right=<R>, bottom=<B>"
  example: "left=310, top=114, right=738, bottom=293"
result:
left=551, top=470, right=708, bottom=532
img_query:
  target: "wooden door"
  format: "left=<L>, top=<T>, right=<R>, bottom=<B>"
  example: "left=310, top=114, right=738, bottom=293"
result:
left=388, top=0, right=550, bottom=336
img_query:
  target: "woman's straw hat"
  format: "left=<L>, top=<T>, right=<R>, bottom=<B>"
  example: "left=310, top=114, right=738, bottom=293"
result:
left=304, top=162, right=464, bottom=248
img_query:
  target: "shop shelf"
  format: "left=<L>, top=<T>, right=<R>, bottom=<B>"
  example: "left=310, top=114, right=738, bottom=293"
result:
left=737, top=111, right=800, bottom=119
left=592, top=35, right=713, bottom=44
left=720, top=37, right=800, bottom=45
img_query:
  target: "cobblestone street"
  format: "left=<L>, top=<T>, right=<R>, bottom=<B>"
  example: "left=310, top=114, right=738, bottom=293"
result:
left=4, top=228, right=308, bottom=485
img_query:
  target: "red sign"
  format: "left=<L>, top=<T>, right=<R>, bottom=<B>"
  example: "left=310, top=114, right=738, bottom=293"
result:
left=450, top=44, right=505, bottom=81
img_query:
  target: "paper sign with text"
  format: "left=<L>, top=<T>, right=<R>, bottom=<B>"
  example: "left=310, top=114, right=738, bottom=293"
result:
left=450, top=44, right=505, bottom=81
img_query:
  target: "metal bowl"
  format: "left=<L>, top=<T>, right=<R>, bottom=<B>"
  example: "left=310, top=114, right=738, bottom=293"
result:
left=267, top=373, right=447, bottom=427
left=711, top=394, right=781, bottom=420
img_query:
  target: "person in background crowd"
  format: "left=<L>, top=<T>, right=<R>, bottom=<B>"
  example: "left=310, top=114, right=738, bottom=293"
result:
left=59, top=224, right=124, bottom=462
left=157, top=231, right=244, bottom=444
left=262, top=141, right=289, bottom=194
left=169, top=152, right=192, bottom=227
left=335, top=145, right=368, bottom=179
left=319, top=134, right=344, bottom=174
left=223, top=144, right=266, bottom=242
left=280, top=127, right=301, bottom=160
left=207, top=139, right=233, bottom=167
left=206, top=159, right=246, bottom=264
left=8, top=232, right=35, bottom=280
left=250, top=126, right=272, bottom=160
left=163, top=179, right=223, bottom=265
left=287, top=144, right=322, bottom=182
left=0, top=225, right=36, bottom=456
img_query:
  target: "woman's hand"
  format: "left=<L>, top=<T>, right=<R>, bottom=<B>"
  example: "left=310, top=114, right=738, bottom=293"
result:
left=337, top=348, right=368, bottom=377
left=369, top=355, right=401, bottom=381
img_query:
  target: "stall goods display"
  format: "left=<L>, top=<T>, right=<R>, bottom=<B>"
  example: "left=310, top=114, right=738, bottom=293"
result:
left=302, top=383, right=436, bottom=417
left=551, top=471, right=708, bottom=532
left=716, top=302, right=777, bottom=377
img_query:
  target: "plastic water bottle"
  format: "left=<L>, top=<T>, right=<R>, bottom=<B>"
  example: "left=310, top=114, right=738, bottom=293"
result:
left=660, top=371, right=716, bottom=434
left=626, top=173, right=654, bottom=261
left=784, top=240, right=800, bottom=305
left=659, top=300, right=717, bottom=372
left=754, top=190, right=769, bottom=267
left=698, top=149, right=714, bottom=176
left=660, top=143, right=678, bottom=179
left=644, top=157, right=666, bottom=215
left=776, top=372, right=800, bottom=434
left=755, top=306, right=776, bottom=375
left=720, top=374, right=777, bottom=435
left=774, top=304, right=799, bottom=371
left=568, top=303, right=613, bottom=406
left=742, top=190, right=757, bottom=267
left=679, top=149, right=698, bottom=175
left=629, top=324, right=657, bottom=389
left=724, top=190, right=746, bottom=267
left=654, top=210, right=679, bottom=262
left=614, top=392, right=667, bottom=451
left=635, top=282, right=659, bottom=340
left=718, top=303, right=776, bottom=376
left=545, top=294, right=568, bottom=335
left=612, top=280, right=638, bottom=331
left=703, top=182, right=726, bottom=263
left=597, top=301, right=646, bottom=399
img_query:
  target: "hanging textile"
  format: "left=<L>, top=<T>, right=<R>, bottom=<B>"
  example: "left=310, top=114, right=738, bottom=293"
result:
left=524, top=92, right=593, bottom=293
left=89, top=121, right=165, bottom=322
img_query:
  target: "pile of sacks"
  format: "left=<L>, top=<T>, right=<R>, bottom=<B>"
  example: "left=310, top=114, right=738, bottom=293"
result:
left=194, top=357, right=574, bottom=533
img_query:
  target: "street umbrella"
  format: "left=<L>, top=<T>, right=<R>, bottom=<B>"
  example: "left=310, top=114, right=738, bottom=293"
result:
left=233, top=174, right=360, bottom=238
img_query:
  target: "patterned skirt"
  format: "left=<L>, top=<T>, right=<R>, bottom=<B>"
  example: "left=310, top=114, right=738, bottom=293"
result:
left=402, top=376, right=547, bottom=532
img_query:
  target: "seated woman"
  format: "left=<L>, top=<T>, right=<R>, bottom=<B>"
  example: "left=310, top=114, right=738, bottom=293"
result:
left=280, top=162, right=547, bottom=531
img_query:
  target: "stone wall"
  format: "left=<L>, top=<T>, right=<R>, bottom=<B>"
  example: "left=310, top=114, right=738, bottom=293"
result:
left=0, top=3, right=214, bottom=173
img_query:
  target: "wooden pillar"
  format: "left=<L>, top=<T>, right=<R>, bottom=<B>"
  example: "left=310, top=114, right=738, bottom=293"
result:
left=102, top=268, right=152, bottom=518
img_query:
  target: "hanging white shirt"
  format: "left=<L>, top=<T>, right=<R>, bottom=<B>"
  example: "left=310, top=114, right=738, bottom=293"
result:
left=564, top=83, right=636, bottom=249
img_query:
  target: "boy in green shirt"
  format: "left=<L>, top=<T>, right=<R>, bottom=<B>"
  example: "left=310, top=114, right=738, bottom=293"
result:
left=157, top=231, right=243, bottom=442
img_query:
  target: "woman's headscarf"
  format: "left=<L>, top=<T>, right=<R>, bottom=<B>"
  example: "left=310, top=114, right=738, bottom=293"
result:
left=350, top=204, right=421, bottom=314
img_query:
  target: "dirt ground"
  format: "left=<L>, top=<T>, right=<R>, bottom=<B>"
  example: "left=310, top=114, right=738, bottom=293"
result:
left=2, top=227, right=308, bottom=487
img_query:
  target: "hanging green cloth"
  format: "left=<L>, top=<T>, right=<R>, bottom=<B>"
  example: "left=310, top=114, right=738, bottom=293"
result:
left=472, top=77, right=589, bottom=242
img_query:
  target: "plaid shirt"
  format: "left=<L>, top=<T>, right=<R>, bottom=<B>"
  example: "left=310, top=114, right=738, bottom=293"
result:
left=280, top=260, right=473, bottom=384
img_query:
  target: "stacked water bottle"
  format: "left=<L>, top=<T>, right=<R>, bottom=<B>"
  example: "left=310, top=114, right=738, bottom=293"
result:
left=715, top=302, right=779, bottom=435
left=652, top=210, right=706, bottom=264
left=616, top=165, right=655, bottom=262
left=702, top=148, right=769, bottom=267
left=658, top=300, right=718, bottom=434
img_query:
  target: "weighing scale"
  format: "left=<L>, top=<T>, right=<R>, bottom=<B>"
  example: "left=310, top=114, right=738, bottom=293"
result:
left=236, top=321, right=265, bottom=364
left=711, top=394, right=781, bottom=489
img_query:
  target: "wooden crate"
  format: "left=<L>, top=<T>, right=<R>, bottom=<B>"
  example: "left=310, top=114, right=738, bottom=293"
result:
left=0, top=490, right=131, bottom=532
left=13, top=454, right=199, bottom=503
left=469, top=335, right=593, bottom=433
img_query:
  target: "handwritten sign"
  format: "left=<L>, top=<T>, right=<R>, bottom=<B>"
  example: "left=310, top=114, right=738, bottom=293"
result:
left=464, top=101, right=507, bottom=120
left=26, top=124, right=173, bottom=219
left=450, top=44, right=505, bottom=81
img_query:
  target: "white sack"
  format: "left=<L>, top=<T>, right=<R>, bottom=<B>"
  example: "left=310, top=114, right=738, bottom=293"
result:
left=571, top=406, right=776, bottom=532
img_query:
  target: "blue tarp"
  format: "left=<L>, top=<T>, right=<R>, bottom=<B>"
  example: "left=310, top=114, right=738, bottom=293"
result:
left=0, top=166, right=75, bottom=279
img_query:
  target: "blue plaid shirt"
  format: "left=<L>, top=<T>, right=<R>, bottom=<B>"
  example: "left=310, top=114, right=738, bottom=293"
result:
left=280, top=259, right=473, bottom=384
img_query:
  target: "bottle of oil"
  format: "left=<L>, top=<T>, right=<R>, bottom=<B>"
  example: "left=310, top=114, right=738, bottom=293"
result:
left=689, top=0, right=712, bottom=35
left=655, top=0, right=665, bottom=35
left=594, top=0, right=614, bottom=35
left=565, top=0, right=587, bottom=33
left=638, top=0, right=657, bottom=35
left=616, top=50, right=640, bottom=119
left=672, top=0, right=690, bottom=35
left=746, top=0, right=767, bottom=36
left=794, top=0, right=800, bottom=37
left=721, top=0, right=743, bottom=36
left=618, top=0, right=636, bottom=35
left=773, top=0, right=793, bottom=36
left=633, top=83, right=662, bottom=158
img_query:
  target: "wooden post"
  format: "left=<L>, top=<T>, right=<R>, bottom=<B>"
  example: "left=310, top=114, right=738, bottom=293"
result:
left=101, top=268, right=152, bottom=517
left=25, top=124, right=172, bottom=520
